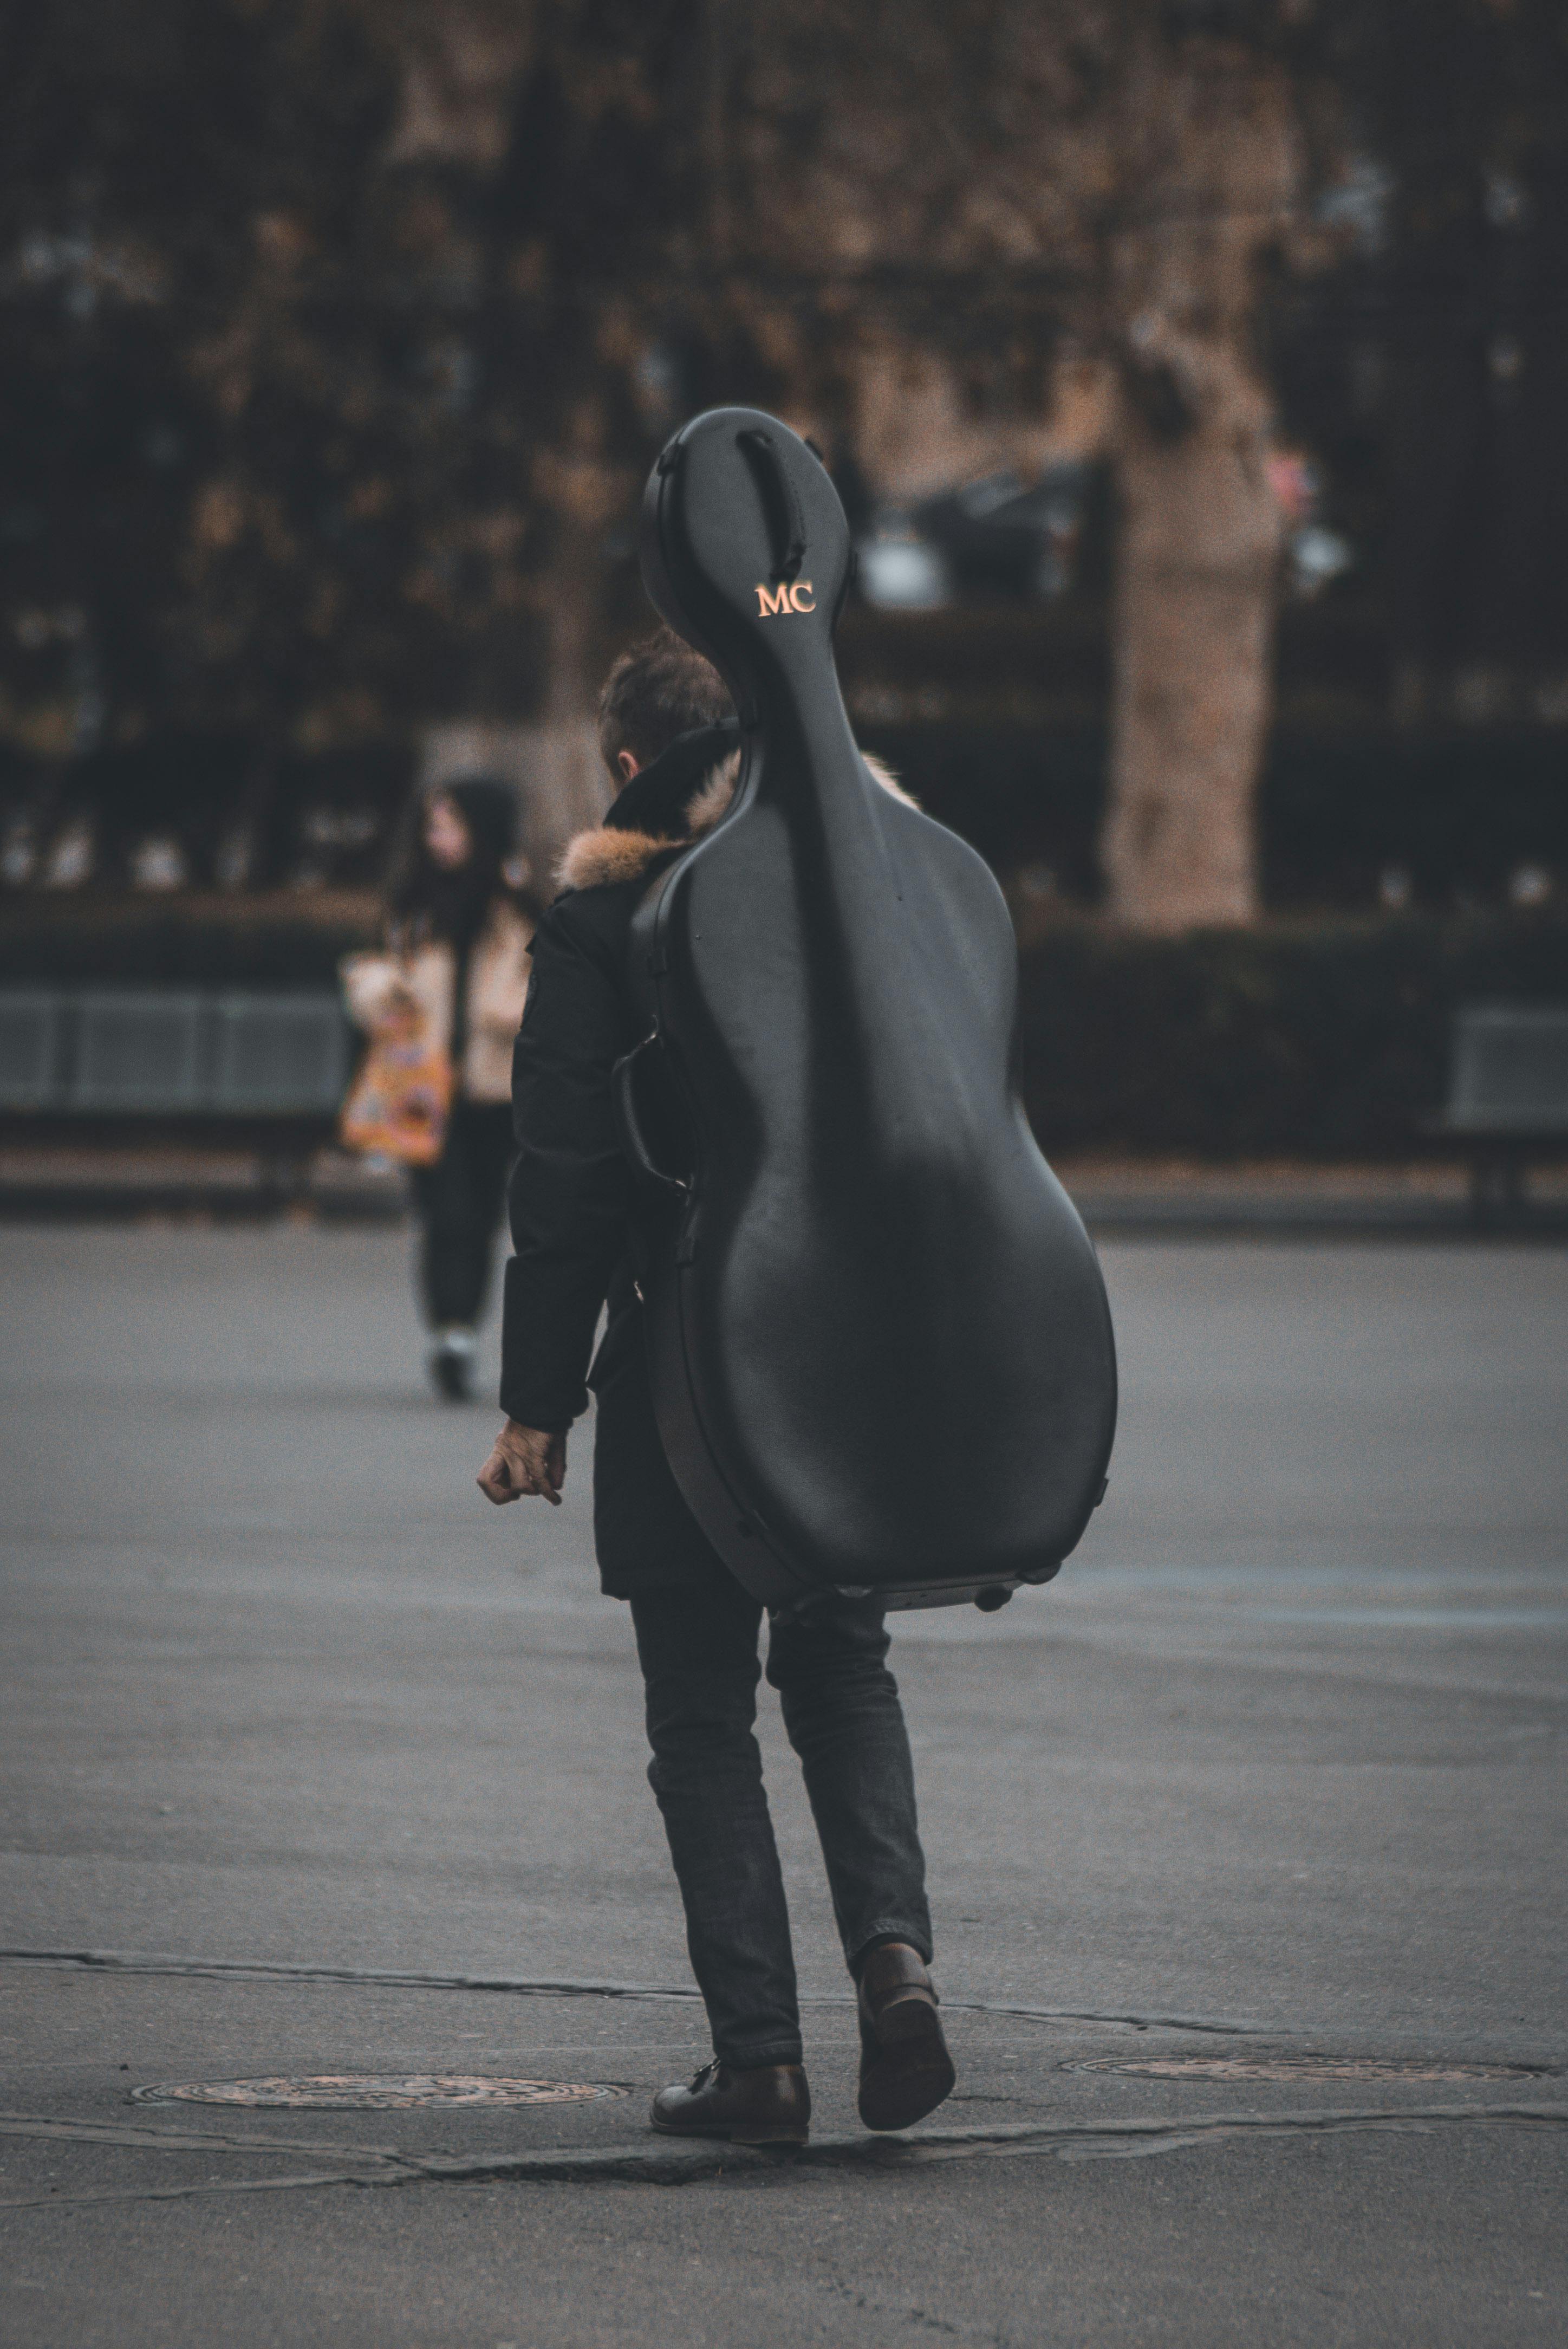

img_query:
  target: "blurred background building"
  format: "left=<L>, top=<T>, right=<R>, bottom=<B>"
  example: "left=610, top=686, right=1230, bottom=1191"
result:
left=2, top=0, right=1566, bottom=1171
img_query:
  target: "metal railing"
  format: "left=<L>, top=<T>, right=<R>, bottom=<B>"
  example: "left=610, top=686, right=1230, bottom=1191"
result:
left=0, top=989, right=353, bottom=1117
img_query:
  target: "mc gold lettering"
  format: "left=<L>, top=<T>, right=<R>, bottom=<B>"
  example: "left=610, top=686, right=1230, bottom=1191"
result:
left=754, top=580, right=815, bottom=617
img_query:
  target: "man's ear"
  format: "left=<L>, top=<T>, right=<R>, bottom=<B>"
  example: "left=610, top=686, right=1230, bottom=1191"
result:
left=617, top=750, right=641, bottom=784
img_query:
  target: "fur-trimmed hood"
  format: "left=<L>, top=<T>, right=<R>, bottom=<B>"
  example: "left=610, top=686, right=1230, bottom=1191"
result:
left=557, top=721, right=914, bottom=894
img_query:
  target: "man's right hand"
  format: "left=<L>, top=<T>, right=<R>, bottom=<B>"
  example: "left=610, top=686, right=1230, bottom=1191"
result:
left=477, top=1420, right=567, bottom=1508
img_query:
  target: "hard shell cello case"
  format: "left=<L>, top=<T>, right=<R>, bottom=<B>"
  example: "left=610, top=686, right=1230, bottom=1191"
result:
left=614, top=406, right=1116, bottom=1613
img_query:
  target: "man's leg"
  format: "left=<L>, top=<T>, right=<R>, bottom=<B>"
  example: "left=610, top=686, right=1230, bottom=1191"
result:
left=769, top=1597, right=953, bottom=2127
left=630, top=1561, right=804, bottom=2071
left=766, top=1595, right=933, bottom=1974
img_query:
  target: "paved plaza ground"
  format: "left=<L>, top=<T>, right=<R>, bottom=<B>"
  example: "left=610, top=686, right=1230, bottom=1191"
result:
left=2, top=1223, right=1565, bottom=2345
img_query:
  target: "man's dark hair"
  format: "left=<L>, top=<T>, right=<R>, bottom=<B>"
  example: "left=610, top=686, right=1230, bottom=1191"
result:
left=597, top=627, right=733, bottom=776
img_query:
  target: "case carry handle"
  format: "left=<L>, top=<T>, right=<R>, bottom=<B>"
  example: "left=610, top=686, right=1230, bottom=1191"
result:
left=737, top=428, right=807, bottom=583
left=613, top=1031, right=691, bottom=1197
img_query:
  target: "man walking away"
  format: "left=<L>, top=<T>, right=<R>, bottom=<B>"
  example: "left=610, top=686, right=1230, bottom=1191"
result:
left=478, top=628, right=955, bottom=2145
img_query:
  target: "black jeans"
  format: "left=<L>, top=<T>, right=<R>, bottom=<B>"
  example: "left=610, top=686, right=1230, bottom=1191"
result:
left=408, top=1099, right=513, bottom=1328
left=630, top=1554, right=933, bottom=2069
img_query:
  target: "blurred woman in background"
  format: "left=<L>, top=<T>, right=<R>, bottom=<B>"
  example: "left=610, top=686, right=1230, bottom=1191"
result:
left=344, top=778, right=535, bottom=1400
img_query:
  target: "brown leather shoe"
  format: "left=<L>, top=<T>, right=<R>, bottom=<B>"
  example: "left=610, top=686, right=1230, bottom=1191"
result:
left=857, top=1943, right=957, bottom=2131
left=650, top=2059, right=810, bottom=2145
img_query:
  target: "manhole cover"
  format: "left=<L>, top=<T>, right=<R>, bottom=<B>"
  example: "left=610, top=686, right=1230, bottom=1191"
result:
left=1071, top=2058, right=1547, bottom=2084
left=132, top=2075, right=630, bottom=2110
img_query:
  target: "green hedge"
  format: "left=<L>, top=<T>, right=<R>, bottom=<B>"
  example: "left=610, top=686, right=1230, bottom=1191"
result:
left=0, top=893, right=380, bottom=986
left=5, top=896, right=1567, bottom=1158
left=1018, top=912, right=1568, bottom=1157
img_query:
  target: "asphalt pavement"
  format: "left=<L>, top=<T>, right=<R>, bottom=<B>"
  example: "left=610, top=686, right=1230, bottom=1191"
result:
left=2, top=1224, right=1565, bottom=2346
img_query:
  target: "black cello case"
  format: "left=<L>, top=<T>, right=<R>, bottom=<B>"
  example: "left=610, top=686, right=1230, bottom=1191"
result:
left=614, top=407, right=1116, bottom=1612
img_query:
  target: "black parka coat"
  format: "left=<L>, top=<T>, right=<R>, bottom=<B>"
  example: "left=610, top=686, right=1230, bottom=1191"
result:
left=499, top=722, right=909, bottom=1599
left=499, top=725, right=739, bottom=1598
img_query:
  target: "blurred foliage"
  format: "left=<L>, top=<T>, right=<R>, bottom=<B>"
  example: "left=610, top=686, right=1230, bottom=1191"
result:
left=1, top=2, right=412, bottom=765
left=1272, top=0, right=1568, bottom=695
left=0, top=0, right=710, bottom=789
left=0, top=893, right=379, bottom=984
left=2, top=0, right=1566, bottom=900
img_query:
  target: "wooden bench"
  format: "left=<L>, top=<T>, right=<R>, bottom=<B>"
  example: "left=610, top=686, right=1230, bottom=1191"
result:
left=1430, top=1002, right=1568, bottom=1221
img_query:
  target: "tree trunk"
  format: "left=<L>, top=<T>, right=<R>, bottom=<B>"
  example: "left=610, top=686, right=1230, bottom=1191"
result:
left=1103, top=341, right=1283, bottom=931
left=1097, top=37, right=1302, bottom=932
left=422, top=571, right=608, bottom=895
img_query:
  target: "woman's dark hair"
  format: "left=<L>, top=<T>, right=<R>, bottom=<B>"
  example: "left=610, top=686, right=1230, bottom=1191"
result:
left=388, top=775, right=524, bottom=947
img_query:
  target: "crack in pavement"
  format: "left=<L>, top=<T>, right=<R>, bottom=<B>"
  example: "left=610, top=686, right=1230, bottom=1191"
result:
left=2, top=2103, right=1564, bottom=2210
left=0, top=2170, right=405, bottom=2212
left=0, top=2114, right=417, bottom=2160
left=0, top=1946, right=1279, bottom=2036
